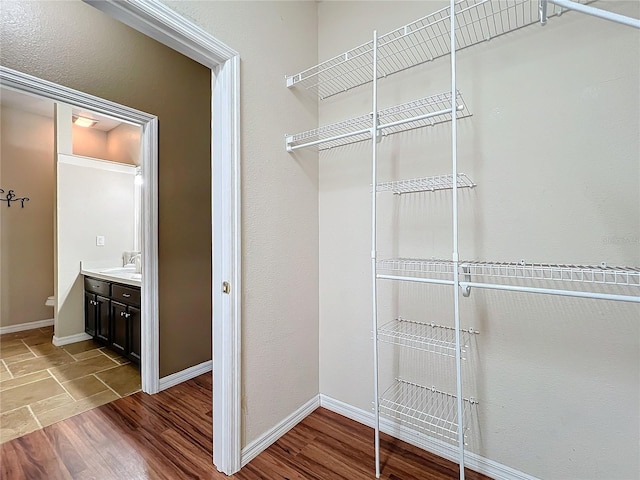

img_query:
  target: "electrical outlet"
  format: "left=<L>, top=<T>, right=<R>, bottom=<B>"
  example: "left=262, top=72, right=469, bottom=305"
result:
left=96, top=235, right=105, bottom=246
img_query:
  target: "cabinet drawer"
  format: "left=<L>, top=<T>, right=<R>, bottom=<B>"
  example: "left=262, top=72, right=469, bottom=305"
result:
left=112, top=284, right=141, bottom=306
left=84, top=277, right=111, bottom=296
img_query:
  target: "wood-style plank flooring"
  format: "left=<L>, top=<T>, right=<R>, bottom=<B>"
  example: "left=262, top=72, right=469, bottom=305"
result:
left=0, top=374, right=490, bottom=479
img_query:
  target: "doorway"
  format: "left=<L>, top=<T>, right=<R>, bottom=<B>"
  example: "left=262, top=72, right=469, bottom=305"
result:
left=1, top=0, right=242, bottom=471
left=0, top=78, right=156, bottom=441
left=84, top=1, right=242, bottom=474
left=0, top=68, right=160, bottom=397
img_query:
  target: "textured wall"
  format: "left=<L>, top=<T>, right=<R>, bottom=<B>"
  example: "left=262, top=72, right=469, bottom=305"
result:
left=56, top=156, right=136, bottom=339
left=106, top=124, right=141, bottom=166
left=0, top=106, right=55, bottom=327
left=318, top=1, right=639, bottom=479
left=0, top=0, right=211, bottom=376
left=72, top=123, right=140, bottom=165
left=162, top=1, right=319, bottom=448
left=72, top=126, right=108, bottom=161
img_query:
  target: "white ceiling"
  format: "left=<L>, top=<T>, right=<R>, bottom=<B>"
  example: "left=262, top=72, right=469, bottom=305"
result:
left=0, top=87, right=123, bottom=132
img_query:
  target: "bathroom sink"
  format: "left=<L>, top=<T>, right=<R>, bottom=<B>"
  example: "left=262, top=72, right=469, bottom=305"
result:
left=97, top=266, right=142, bottom=282
left=100, top=266, right=136, bottom=275
left=81, top=263, right=142, bottom=287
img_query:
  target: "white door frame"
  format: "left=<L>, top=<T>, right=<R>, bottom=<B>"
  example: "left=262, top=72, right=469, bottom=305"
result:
left=84, top=0, right=242, bottom=475
left=0, top=66, right=160, bottom=393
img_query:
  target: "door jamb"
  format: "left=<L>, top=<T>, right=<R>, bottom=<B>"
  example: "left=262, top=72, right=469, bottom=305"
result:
left=84, top=0, right=242, bottom=474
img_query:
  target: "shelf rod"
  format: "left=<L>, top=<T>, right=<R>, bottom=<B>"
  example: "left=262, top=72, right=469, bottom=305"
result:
left=377, top=274, right=456, bottom=286
left=460, top=281, right=640, bottom=303
left=377, top=105, right=463, bottom=132
left=548, top=0, right=640, bottom=29
left=287, top=126, right=371, bottom=152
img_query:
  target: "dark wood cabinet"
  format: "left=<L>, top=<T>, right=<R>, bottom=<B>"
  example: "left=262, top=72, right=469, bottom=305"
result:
left=84, top=292, right=97, bottom=337
left=129, top=306, right=141, bottom=362
left=96, top=295, right=110, bottom=344
left=110, top=301, right=128, bottom=356
left=84, top=276, right=141, bottom=364
left=85, top=291, right=111, bottom=343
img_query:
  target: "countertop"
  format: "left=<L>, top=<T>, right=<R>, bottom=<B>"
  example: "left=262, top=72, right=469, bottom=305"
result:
left=81, top=264, right=142, bottom=287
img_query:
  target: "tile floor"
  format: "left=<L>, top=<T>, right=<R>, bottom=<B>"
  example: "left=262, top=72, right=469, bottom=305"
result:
left=0, top=326, right=140, bottom=444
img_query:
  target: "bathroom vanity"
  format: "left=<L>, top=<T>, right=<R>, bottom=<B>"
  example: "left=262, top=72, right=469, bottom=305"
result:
left=84, top=276, right=141, bottom=364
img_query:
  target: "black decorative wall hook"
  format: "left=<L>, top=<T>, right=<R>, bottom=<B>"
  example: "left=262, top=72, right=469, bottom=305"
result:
left=0, top=189, right=30, bottom=208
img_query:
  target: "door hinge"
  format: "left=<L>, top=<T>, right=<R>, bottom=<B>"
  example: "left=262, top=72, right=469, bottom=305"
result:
left=222, top=281, right=231, bottom=294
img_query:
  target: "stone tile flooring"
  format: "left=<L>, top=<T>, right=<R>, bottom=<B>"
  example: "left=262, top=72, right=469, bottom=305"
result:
left=0, top=326, right=140, bottom=443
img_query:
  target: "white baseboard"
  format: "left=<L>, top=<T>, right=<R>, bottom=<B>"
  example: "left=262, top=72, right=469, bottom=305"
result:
left=319, top=394, right=540, bottom=480
left=158, top=360, right=212, bottom=391
left=0, top=318, right=54, bottom=335
left=52, top=332, right=93, bottom=346
left=241, top=395, right=320, bottom=467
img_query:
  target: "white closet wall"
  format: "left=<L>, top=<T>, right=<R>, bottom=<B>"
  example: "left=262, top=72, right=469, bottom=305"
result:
left=317, top=1, right=639, bottom=479
left=161, top=0, right=321, bottom=449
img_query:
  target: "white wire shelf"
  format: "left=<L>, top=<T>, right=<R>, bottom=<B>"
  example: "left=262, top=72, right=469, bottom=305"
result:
left=378, top=258, right=640, bottom=286
left=286, top=91, right=471, bottom=152
left=379, top=379, right=478, bottom=444
left=378, top=317, right=478, bottom=359
left=377, top=173, right=476, bottom=195
left=286, top=0, right=592, bottom=99
left=377, top=258, right=640, bottom=302
left=378, top=258, right=457, bottom=277
left=460, top=260, right=640, bottom=286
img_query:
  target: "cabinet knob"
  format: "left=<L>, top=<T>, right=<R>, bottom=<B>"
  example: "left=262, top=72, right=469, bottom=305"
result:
left=122, top=293, right=131, bottom=298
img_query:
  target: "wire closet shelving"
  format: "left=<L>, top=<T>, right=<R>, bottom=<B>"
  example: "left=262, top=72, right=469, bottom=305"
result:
left=285, top=0, right=640, bottom=479
left=286, top=91, right=471, bottom=152
left=379, top=379, right=478, bottom=444
left=377, top=258, right=640, bottom=303
left=376, top=173, right=476, bottom=195
left=286, top=0, right=596, bottom=99
left=378, top=318, right=478, bottom=359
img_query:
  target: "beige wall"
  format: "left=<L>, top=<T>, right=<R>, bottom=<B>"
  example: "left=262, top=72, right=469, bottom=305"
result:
left=56, top=156, right=136, bottom=339
left=0, top=106, right=54, bottom=327
left=106, top=123, right=141, bottom=166
left=73, top=123, right=141, bottom=165
left=0, top=0, right=212, bottom=376
left=318, top=2, right=639, bottom=479
left=162, top=1, right=320, bottom=448
left=72, top=125, right=107, bottom=161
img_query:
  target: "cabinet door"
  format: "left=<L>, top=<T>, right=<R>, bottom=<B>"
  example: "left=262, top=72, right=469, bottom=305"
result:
left=84, top=293, right=96, bottom=337
left=128, top=306, right=141, bottom=364
left=110, top=301, right=128, bottom=356
left=96, top=295, right=111, bottom=344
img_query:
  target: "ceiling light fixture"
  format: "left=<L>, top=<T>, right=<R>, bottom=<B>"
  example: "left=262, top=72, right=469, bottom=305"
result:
left=72, top=115, right=98, bottom=128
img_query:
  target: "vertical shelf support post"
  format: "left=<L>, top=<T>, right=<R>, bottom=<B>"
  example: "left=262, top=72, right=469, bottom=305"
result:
left=371, top=30, right=381, bottom=479
left=449, top=1, right=467, bottom=479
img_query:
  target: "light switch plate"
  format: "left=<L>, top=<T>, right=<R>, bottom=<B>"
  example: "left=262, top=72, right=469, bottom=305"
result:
left=96, top=235, right=105, bottom=246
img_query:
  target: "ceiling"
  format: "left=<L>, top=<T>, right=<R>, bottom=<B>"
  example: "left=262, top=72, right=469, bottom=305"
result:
left=0, top=87, right=123, bottom=132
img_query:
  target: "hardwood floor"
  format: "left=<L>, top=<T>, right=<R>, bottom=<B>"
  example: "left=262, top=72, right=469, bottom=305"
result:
left=0, top=374, right=490, bottom=479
